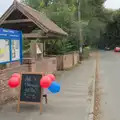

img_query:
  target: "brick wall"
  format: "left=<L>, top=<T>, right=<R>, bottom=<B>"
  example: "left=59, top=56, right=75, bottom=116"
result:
left=56, top=56, right=63, bottom=70
left=56, top=51, right=79, bottom=70
left=36, top=57, right=57, bottom=74
left=0, top=64, right=29, bottom=104
left=63, top=54, right=73, bottom=69
left=73, top=52, right=79, bottom=65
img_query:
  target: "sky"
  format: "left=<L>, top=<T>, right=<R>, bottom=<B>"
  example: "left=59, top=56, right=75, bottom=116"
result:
left=0, top=0, right=13, bottom=16
left=0, top=0, right=120, bottom=16
left=0, top=0, right=20, bottom=16
left=104, top=0, right=120, bottom=9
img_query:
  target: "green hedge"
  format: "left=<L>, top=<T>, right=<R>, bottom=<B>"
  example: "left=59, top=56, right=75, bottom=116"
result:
left=83, top=47, right=90, bottom=59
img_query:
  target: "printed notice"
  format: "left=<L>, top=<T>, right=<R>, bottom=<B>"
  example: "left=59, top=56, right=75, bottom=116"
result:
left=12, top=40, right=20, bottom=61
left=0, top=39, right=10, bottom=63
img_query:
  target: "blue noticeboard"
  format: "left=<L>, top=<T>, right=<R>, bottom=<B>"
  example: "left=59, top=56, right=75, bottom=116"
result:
left=0, top=28, right=23, bottom=64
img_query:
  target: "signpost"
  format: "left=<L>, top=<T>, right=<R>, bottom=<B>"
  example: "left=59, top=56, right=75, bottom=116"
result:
left=0, top=28, right=23, bottom=64
left=17, top=73, right=43, bottom=113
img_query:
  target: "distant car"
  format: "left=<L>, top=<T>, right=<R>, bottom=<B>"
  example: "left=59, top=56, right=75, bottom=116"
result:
left=114, top=47, right=120, bottom=52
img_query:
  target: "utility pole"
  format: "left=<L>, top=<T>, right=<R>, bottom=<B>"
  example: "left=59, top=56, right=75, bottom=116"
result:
left=77, top=0, right=83, bottom=62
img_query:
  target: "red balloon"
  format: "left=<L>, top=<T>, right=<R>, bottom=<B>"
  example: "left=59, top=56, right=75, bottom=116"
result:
left=8, top=77, right=20, bottom=88
left=47, top=74, right=56, bottom=81
left=12, top=73, right=21, bottom=80
left=40, top=76, right=52, bottom=88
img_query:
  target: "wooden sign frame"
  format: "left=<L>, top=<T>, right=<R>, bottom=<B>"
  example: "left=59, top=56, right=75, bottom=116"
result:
left=17, top=72, right=44, bottom=113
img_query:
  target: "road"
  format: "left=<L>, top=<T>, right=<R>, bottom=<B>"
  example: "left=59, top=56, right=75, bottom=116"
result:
left=99, top=51, right=120, bottom=120
left=0, top=58, right=96, bottom=120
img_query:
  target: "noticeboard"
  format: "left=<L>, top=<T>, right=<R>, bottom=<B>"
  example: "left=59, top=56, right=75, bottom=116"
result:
left=0, top=28, right=23, bottom=64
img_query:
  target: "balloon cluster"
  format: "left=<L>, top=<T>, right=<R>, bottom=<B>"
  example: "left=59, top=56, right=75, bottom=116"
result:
left=8, top=73, right=61, bottom=94
left=40, top=74, right=61, bottom=94
left=8, top=73, right=21, bottom=88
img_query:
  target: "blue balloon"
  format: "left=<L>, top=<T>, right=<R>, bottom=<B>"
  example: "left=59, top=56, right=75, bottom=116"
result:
left=48, top=81, right=61, bottom=94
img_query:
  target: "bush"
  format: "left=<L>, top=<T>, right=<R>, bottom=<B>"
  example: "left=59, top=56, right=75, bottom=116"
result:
left=83, top=46, right=90, bottom=59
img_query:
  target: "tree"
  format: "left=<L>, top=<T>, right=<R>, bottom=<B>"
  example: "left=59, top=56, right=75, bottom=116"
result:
left=101, top=10, right=120, bottom=49
left=23, top=0, right=80, bottom=54
left=23, top=0, right=110, bottom=51
left=79, top=0, right=114, bottom=47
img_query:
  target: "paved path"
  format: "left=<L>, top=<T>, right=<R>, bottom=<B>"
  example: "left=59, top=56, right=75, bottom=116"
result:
left=0, top=58, right=95, bottom=120
left=99, top=51, right=120, bottom=120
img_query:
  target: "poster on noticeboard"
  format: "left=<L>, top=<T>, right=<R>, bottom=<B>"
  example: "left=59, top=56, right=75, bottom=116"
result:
left=12, top=40, right=20, bottom=61
left=0, top=39, right=10, bottom=63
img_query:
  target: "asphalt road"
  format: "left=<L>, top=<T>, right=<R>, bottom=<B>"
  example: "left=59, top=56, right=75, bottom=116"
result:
left=99, top=51, right=120, bottom=120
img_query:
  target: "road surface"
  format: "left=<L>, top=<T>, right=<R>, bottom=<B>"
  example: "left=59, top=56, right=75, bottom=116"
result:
left=99, top=51, right=120, bottom=120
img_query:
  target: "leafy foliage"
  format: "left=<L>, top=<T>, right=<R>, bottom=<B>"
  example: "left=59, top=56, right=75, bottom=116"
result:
left=22, top=0, right=112, bottom=53
left=101, top=10, right=120, bottom=49
left=22, top=0, right=80, bottom=54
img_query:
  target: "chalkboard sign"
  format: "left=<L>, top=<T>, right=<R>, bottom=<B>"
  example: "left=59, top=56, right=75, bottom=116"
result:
left=20, top=73, right=42, bottom=102
left=17, top=73, right=43, bottom=113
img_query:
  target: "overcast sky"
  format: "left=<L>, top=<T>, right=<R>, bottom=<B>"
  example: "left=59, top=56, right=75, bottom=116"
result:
left=0, top=0, right=14, bottom=16
left=104, top=0, right=120, bottom=9
left=0, top=0, right=120, bottom=16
